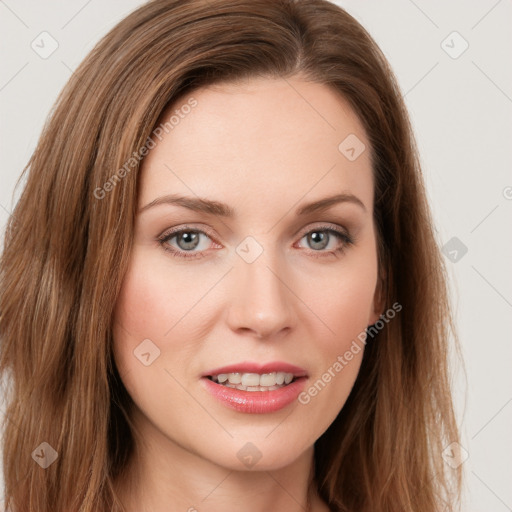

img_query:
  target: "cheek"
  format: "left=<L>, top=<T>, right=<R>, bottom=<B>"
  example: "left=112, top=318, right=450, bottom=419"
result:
left=112, top=250, right=187, bottom=375
left=308, top=271, right=372, bottom=378
left=317, top=280, right=374, bottom=334
left=113, top=248, right=207, bottom=346
left=293, top=250, right=377, bottom=420
left=114, top=272, right=158, bottom=338
left=112, top=247, right=228, bottom=387
left=306, top=251, right=378, bottom=347
left=111, top=250, right=212, bottom=437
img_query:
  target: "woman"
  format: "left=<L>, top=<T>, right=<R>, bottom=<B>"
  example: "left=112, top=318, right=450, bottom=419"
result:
left=0, top=0, right=462, bottom=510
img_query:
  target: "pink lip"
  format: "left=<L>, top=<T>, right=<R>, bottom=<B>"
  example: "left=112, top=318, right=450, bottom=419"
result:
left=201, top=376, right=307, bottom=414
left=200, top=361, right=309, bottom=414
left=201, top=361, right=308, bottom=378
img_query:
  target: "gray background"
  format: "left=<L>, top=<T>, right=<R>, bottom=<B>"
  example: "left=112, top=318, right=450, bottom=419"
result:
left=1, top=0, right=511, bottom=510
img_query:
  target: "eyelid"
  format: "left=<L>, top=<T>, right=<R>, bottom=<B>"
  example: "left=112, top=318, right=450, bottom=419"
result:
left=295, top=221, right=350, bottom=239
left=158, top=223, right=219, bottom=243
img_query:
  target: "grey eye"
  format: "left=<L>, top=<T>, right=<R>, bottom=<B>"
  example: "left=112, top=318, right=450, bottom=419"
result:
left=306, top=231, right=330, bottom=250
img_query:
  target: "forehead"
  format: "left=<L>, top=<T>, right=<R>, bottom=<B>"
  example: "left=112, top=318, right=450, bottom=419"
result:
left=138, top=77, right=374, bottom=217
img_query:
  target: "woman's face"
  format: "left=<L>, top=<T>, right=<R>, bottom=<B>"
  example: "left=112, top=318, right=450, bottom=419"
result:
left=113, top=76, right=382, bottom=471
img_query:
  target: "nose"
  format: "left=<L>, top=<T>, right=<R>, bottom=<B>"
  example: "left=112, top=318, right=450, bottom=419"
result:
left=226, top=246, right=296, bottom=340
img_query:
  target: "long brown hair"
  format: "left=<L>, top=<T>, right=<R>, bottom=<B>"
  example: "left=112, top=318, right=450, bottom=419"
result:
left=0, top=0, right=462, bottom=510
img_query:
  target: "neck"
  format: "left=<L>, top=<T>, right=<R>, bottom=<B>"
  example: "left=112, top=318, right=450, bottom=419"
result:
left=112, top=409, right=327, bottom=512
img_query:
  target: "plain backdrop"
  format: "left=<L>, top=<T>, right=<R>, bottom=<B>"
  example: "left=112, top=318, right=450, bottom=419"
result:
left=1, top=1, right=511, bottom=510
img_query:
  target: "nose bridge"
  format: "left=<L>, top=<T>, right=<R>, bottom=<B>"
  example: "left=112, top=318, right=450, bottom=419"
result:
left=227, top=236, right=295, bottom=338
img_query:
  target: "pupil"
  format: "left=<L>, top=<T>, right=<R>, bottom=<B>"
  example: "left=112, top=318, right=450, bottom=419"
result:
left=178, top=232, right=199, bottom=250
left=309, top=231, right=328, bottom=250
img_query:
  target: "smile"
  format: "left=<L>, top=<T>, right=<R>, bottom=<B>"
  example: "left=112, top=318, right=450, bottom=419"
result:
left=201, top=362, right=308, bottom=413
left=207, top=371, right=296, bottom=391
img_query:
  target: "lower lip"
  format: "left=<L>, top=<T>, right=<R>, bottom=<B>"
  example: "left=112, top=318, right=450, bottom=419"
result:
left=201, top=377, right=307, bottom=414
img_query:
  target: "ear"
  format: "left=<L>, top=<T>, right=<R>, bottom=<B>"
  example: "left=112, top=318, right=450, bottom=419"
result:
left=368, top=272, right=386, bottom=326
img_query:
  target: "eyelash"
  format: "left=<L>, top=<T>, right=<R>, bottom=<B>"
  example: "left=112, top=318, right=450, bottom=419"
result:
left=157, top=224, right=354, bottom=260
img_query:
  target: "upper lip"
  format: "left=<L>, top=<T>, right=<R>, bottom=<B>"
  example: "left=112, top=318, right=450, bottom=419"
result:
left=202, top=361, right=308, bottom=378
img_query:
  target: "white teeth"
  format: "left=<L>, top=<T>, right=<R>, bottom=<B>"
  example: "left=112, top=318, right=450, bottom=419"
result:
left=241, top=373, right=260, bottom=387
left=228, top=373, right=242, bottom=384
left=259, top=372, right=276, bottom=386
left=210, top=371, right=296, bottom=390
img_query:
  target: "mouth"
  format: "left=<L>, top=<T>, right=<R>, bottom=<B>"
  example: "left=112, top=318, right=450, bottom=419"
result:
left=201, top=362, right=308, bottom=413
left=206, top=371, right=298, bottom=391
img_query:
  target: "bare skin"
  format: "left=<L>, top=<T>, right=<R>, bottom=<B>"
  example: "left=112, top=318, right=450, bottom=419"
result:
left=112, top=75, right=382, bottom=512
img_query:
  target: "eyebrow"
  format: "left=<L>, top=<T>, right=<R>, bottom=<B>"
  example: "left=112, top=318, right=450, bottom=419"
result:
left=139, top=192, right=366, bottom=216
